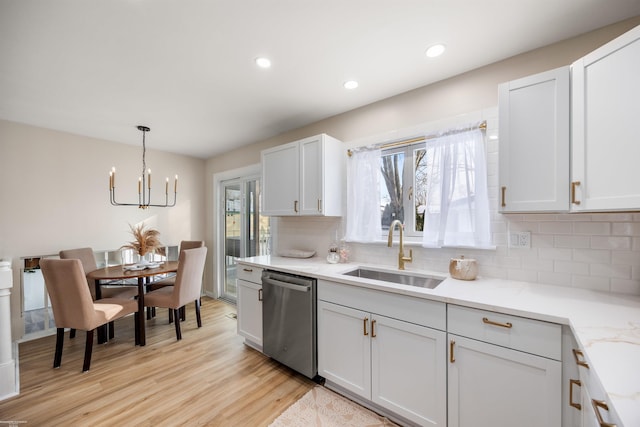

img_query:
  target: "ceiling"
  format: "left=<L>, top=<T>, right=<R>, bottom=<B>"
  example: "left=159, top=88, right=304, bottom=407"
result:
left=1, top=1, right=640, bottom=159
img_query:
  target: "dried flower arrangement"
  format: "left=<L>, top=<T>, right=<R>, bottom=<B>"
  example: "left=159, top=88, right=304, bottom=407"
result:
left=121, top=223, right=163, bottom=256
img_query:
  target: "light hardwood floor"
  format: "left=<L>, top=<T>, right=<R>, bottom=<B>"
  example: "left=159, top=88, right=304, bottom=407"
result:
left=0, top=297, right=315, bottom=426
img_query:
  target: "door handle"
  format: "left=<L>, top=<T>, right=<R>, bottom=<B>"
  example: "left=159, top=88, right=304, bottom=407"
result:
left=482, top=317, right=513, bottom=329
left=501, top=186, right=506, bottom=207
left=363, top=317, right=369, bottom=336
left=571, top=181, right=581, bottom=205
left=592, top=399, right=616, bottom=427
left=572, top=349, right=589, bottom=369
left=371, top=319, right=377, bottom=337
left=569, top=379, right=581, bottom=410
left=294, top=200, right=299, bottom=213
left=258, top=288, right=263, bottom=301
left=449, top=339, right=455, bottom=363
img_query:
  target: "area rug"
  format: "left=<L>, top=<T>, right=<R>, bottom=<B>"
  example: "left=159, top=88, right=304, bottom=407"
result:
left=269, top=385, right=399, bottom=427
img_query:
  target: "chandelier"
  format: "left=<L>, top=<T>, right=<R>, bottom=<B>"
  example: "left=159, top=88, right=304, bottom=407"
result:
left=109, top=125, right=177, bottom=209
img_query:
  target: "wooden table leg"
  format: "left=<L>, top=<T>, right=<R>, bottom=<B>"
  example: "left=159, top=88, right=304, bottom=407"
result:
left=137, top=277, right=146, bottom=346
left=95, top=279, right=106, bottom=344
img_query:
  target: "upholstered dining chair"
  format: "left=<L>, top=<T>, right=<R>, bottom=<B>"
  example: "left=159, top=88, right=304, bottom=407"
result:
left=60, top=247, right=137, bottom=339
left=146, top=240, right=204, bottom=321
left=144, top=246, right=207, bottom=340
left=40, top=258, right=138, bottom=372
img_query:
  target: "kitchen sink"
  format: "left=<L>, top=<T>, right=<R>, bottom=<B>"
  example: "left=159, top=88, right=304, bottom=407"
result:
left=342, top=267, right=443, bottom=289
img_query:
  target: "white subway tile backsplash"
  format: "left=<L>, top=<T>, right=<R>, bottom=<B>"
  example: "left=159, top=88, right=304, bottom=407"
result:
left=590, top=263, right=631, bottom=279
left=539, top=222, right=573, bottom=235
left=611, top=278, right=640, bottom=295
left=572, top=275, right=610, bottom=292
left=574, top=222, right=611, bottom=235
left=590, top=236, right=632, bottom=250
left=538, top=247, right=573, bottom=261
left=612, top=222, right=640, bottom=236
left=554, top=260, right=590, bottom=275
left=553, top=236, right=591, bottom=249
left=574, top=249, right=611, bottom=264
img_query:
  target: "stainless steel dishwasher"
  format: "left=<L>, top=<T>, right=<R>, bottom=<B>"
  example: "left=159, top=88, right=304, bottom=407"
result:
left=261, top=270, right=317, bottom=379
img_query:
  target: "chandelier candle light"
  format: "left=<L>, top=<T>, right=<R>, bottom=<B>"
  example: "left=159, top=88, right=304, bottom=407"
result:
left=109, top=125, right=178, bottom=209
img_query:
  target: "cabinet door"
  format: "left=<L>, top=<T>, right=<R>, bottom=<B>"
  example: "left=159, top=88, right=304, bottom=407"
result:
left=317, top=301, right=371, bottom=399
left=371, top=314, right=447, bottom=426
left=571, top=25, right=640, bottom=211
left=498, top=66, right=569, bottom=212
left=299, top=136, right=323, bottom=215
left=261, top=141, right=299, bottom=215
left=448, top=334, right=561, bottom=427
left=236, top=279, right=262, bottom=349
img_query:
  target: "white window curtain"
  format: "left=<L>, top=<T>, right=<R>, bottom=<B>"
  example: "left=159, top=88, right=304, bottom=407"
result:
left=422, top=128, right=491, bottom=248
left=345, top=148, right=382, bottom=242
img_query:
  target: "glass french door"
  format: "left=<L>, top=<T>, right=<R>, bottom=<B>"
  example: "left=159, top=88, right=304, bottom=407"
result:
left=221, top=176, right=269, bottom=302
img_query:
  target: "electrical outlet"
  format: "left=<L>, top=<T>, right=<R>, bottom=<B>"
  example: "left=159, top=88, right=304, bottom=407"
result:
left=509, top=231, right=531, bottom=248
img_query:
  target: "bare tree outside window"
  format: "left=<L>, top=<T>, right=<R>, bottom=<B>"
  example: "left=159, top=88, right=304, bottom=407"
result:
left=380, top=152, right=404, bottom=229
left=414, top=149, right=427, bottom=231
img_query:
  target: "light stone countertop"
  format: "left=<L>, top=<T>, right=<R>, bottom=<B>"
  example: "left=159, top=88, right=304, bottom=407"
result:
left=239, top=255, right=640, bottom=426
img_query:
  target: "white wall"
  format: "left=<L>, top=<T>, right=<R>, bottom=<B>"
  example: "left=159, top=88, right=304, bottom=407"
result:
left=0, top=120, right=206, bottom=339
left=205, top=17, right=640, bottom=296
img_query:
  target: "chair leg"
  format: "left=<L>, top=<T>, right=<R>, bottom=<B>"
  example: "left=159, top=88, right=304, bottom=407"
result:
left=180, top=306, right=186, bottom=321
left=173, top=309, right=182, bottom=340
left=70, top=328, right=76, bottom=339
left=195, top=300, right=202, bottom=328
left=54, top=328, right=64, bottom=368
left=83, top=330, right=94, bottom=372
left=168, top=309, right=173, bottom=324
left=108, top=321, right=115, bottom=340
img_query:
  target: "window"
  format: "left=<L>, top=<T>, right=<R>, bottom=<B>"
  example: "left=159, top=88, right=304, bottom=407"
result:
left=347, top=125, right=491, bottom=248
left=380, top=143, right=427, bottom=237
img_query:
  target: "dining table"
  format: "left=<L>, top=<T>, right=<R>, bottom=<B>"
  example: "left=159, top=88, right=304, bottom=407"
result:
left=87, top=261, right=179, bottom=346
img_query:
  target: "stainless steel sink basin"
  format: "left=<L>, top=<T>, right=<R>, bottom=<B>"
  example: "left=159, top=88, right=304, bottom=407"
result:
left=342, top=267, right=443, bottom=289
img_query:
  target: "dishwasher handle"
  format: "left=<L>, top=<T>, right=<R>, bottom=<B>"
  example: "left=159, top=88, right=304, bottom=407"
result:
left=263, top=276, right=311, bottom=292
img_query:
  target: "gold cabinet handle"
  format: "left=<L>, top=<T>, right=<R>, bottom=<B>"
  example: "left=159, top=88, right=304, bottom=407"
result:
left=569, top=379, right=582, bottom=410
left=371, top=319, right=377, bottom=338
left=571, top=181, right=581, bottom=205
left=258, top=288, right=263, bottom=302
left=592, top=399, right=616, bottom=427
left=501, top=186, right=506, bottom=207
left=243, top=268, right=253, bottom=272
left=294, top=200, right=299, bottom=213
left=317, top=199, right=321, bottom=211
left=363, top=317, right=369, bottom=336
left=572, top=349, right=589, bottom=369
left=449, top=339, right=455, bottom=363
left=482, top=317, right=513, bottom=329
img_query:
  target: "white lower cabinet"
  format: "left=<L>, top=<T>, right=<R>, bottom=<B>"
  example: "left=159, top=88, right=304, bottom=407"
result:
left=447, top=334, right=561, bottom=427
left=236, top=264, right=263, bottom=350
left=317, top=280, right=447, bottom=426
left=447, top=305, right=562, bottom=427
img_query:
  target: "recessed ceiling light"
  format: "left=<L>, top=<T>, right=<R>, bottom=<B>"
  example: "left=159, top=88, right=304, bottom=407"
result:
left=343, top=80, right=359, bottom=90
left=255, top=57, right=271, bottom=68
left=425, top=44, right=446, bottom=58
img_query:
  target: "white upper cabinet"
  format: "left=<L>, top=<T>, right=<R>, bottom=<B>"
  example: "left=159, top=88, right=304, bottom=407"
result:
left=571, top=24, right=640, bottom=211
left=261, top=134, right=343, bottom=216
left=499, top=66, right=570, bottom=212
